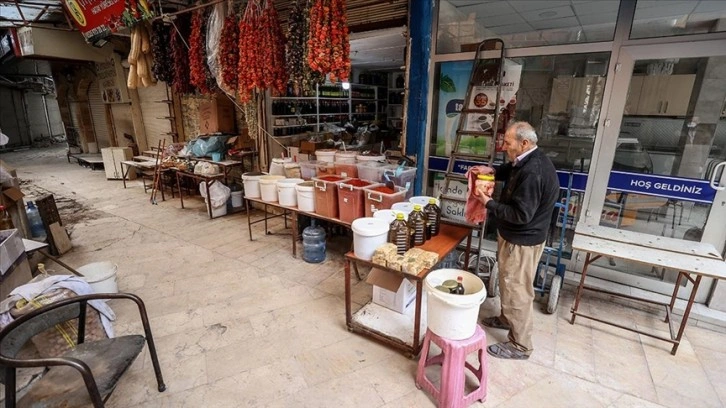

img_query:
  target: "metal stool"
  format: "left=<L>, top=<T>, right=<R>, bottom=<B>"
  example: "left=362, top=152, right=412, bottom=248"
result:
left=415, top=325, right=488, bottom=408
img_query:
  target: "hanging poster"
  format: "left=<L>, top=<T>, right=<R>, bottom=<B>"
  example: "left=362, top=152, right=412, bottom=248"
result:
left=95, top=54, right=130, bottom=103
left=434, top=59, right=521, bottom=157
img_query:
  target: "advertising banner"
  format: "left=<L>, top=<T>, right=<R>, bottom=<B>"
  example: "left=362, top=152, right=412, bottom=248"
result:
left=95, top=54, right=130, bottom=103
left=62, top=0, right=153, bottom=44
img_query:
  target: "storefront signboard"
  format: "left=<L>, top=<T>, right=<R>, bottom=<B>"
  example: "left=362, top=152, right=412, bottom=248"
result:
left=608, top=171, right=716, bottom=204
left=61, top=0, right=153, bottom=44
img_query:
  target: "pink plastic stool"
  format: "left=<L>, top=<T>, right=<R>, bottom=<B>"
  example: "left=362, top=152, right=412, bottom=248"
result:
left=415, top=325, right=488, bottom=408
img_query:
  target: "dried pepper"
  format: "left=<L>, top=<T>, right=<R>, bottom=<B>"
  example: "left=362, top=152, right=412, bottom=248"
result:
left=189, top=9, right=210, bottom=94
left=260, top=0, right=286, bottom=96
left=171, top=14, right=193, bottom=94
left=236, top=0, right=261, bottom=102
left=307, top=0, right=350, bottom=82
left=151, top=20, right=174, bottom=83
left=286, top=0, right=321, bottom=96
left=218, top=9, right=239, bottom=93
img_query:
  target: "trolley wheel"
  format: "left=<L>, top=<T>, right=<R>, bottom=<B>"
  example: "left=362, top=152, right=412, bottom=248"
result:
left=487, top=262, right=499, bottom=298
left=546, top=274, right=563, bottom=314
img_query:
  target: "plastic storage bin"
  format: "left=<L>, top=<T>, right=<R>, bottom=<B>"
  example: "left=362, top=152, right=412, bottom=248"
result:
left=312, top=175, right=350, bottom=219
left=382, top=165, right=417, bottom=199
left=357, top=161, right=388, bottom=182
left=337, top=179, right=381, bottom=224
left=363, top=185, right=409, bottom=217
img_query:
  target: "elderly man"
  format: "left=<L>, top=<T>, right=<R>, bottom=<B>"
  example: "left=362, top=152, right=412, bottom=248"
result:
left=477, top=121, right=559, bottom=360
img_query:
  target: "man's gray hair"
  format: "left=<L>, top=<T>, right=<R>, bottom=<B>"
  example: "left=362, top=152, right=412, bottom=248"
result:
left=508, top=121, right=538, bottom=145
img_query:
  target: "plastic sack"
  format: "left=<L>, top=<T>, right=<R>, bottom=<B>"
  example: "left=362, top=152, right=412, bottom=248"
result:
left=206, top=3, right=226, bottom=93
left=193, top=161, right=220, bottom=175
left=200, top=181, right=230, bottom=208
left=191, top=136, right=229, bottom=157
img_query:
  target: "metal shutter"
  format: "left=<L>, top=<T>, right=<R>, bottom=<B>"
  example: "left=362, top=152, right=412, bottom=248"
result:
left=137, top=83, right=174, bottom=149
left=24, top=92, right=48, bottom=141
left=44, top=94, right=64, bottom=137
left=0, top=87, right=31, bottom=148
left=110, top=104, right=135, bottom=147
left=88, top=80, right=111, bottom=148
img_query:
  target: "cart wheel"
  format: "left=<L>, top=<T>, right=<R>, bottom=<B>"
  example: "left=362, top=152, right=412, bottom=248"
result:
left=546, top=274, right=562, bottom=314
left=487, top=262, right=499, bottom=298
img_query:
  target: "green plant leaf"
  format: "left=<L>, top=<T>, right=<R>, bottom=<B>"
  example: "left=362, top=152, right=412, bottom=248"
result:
left=440, top=74, right=456, bottom=93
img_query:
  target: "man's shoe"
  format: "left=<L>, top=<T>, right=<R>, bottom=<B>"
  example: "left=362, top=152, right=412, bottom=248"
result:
left=481, top=317, right=510, bottom=330
left=487, top=342, right=530, bottom=360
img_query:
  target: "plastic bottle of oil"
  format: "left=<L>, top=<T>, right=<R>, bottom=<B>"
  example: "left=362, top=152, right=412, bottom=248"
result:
left=388, top=212, right=410, bottom=255
left=408, top=204, right=427, bottom=246
left=423, top=198, right=441, bottom=239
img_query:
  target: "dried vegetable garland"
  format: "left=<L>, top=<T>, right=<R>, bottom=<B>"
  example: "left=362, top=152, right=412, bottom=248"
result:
left=126, top=22, right=156, bottom=89
left=170, top=14, right=193, bottom=94
left=218, top=7, right=239, bottom=93
left=189, top=9, right=212, bottom=94
left=151, top=20, right=174, bottom=83
left=236, top=0, right=262, bottom=102
left=260, top=0, right=287, bottom=96
left=286, top=0, right=320, bottom=96
left=308, top=0, right=350, bottom=82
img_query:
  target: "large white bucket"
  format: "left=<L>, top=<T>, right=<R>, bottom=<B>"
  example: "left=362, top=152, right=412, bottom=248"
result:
left=230, top=191, right=243, bottom=207
left=78, top=261, right=119, bottom=293
left=335, top=151, right=358, bottom=164
left=270, top=158, right=292, bottom=176
left=315, top=149, right=337, bottom=163
left=425, top=269, right=487, bottom=340
left=260, top=175, right=285, bottom=202
left=277, top=178, right=304, bottom=207
left=296, top=181, right=315, bottom=212
left=242, top=172, right=266, bottom=198
left=351, top=217, right=389, bottom=261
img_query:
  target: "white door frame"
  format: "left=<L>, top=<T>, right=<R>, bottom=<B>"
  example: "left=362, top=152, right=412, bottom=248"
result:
left=578, top=39, right=726, bottom=301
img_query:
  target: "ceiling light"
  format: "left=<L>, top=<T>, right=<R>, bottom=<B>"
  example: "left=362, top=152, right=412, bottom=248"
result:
left=539, top=11, right=557, bottom=18
left=341, top=82, right=350, bottom=90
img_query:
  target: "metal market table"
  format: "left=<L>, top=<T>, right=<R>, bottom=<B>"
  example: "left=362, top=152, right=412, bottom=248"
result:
left=175, top=170, right=226, bottom=219
left=570, top=224, right=725, bottom=355
left=345, top=223, right=472, bottom=357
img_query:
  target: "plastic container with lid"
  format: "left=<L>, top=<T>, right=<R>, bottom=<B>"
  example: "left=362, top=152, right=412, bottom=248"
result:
left=315, top=149, right=337, bottom=163
left=337, top=179, right=380, bottom=224
left=357, top=161, right=387, bottom=182
left=283, top=162, right=302, bottom=179
left=356, top=154, right=386, bottom=162
left=382, top=164, right=417, bottom=199
left=391, top=202, right=415, bottom=215
left=259, top=175, right=286, bottom=202
left=300, top=160, right=334, bottom=180
left=363, top=185, right=408, bottom=217
left=277, top=178, right=304, bottom=207
left=410, top=196, right=440, bottom=208
left=335, top=162, right=359, bottom=178
left=242, top=172, right=266, bottom=198
left=372, top=209, right=407, bottom=223
left=475, top=173, right=496, bottom=197
left=312, top=175, right=350, bottom=218
left=295, top=181, right=316, bottom=212
left=351, top=217, right=390, bottom=261
left=269, top=157, right=292, bottom=176
left=335, top=151, right=358, bottom=163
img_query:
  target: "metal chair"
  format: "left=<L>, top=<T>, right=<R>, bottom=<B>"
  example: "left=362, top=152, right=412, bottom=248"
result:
left=0, top=293, right=166, bottom=408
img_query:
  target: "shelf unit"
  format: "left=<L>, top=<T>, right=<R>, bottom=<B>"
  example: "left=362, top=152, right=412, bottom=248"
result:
left=268, top=83, right=387, bottom=138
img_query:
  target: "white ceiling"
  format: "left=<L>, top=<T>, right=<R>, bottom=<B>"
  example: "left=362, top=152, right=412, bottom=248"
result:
left=350, top=26, right=407, bottom=71
left=444, top=0, right=726, bottom=46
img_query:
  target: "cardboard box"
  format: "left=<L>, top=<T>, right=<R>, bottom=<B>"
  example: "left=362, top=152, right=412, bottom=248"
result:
left=198, top=95, right=235, bottom=135
left=0, top=229, right=24, bottom=276
left=299, top=141, right=327, bottom=155
left=0, top=253, right=32, bottom=299
left=366, top=267, right=416, bottom=314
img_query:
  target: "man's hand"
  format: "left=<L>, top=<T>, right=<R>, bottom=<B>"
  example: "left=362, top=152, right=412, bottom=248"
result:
left=475, top=184, right=492, bottom=205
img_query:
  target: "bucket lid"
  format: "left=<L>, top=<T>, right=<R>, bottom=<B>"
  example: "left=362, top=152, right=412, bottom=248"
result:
left=296, top=181, right=315, bottom=191
left=272, top=157, right=292, bottom=164
left=351, top=217, right=389, bottom=237
left=356, top=155, right=386, bottom=162
left=391, top=202, right=414, bottom=213
left=372, top=209, right=407, bottom=223
left=77, top=261, right=118, bottom=283
left=335, top=151, right=357, bottom=158
left=316, top=149, right=337, bottom=155
left=283, top=162, right=301, bottom=168
left=242, top=171, right=267, bottom=180
left=260, top=175, right=286, bottom=184
left=278, top=178, right=304, bottom=186
left=410, top=196, right=440, bottom=207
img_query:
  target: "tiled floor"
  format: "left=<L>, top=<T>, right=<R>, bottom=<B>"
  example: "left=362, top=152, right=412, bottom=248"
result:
left=3, top=147, right=725, bottom=407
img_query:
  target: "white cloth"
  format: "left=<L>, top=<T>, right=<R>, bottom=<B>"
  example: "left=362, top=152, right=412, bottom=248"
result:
left=0, top=275, right=115, bottom=337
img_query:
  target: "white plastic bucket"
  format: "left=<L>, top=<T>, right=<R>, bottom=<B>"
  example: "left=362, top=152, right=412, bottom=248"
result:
left=315, top=149, right=337, bottom=163
left=391, top=202, right=414, bottom=215
left=231, top=191, right=243, bottom=207
left=242, top=172, right=266, bottom=198
left=296, top=181, right=315, bottom=212
left=260, top=175, right=285, bottom=202
left=277, top=178, right=304, bottom=207
left=410, top=196, right=440, bottom=208
left=78, top=261, right=119, bottom=293
left=356, top=154, right=386, bottom=162
left=372, top=209, right=407, bottom=223
left=206, top=199, right=228, bottom=217
left=425, top=269, right=487, bottom=340
left=351, top=217, right=389, bottom=261
left=357, top=161, right=387, bottom=182
left=335, top=151, right=358, bottom=164
left=270, top=158, right=292, bottom=176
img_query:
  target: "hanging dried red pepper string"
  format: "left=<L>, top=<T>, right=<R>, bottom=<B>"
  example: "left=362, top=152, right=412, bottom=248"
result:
left=218, top=3, right=239, bottom=94
left=189, top=9, right=210, bottom=94
left=307, top=0, right=350, bottom=82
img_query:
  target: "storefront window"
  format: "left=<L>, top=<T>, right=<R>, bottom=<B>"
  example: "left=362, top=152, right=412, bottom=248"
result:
left=436, top=0, right=619, bottom=54
left=631, top=1, right=726, bottom=39
left=594, top=56, right=726, bottom=286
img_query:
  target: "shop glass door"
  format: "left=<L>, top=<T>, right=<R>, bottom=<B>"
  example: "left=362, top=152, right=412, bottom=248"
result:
left=585, top=44, right=726, bottom=301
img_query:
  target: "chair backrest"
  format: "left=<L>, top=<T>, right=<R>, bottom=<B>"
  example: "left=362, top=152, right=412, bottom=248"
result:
left=0, top=301, right=85, bottom=383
